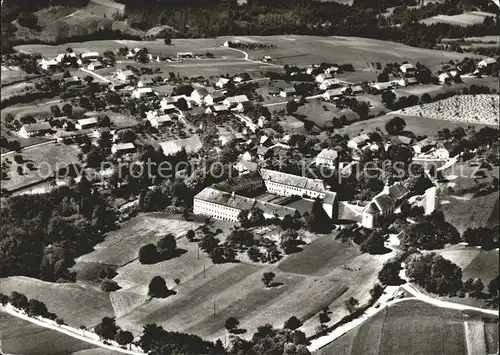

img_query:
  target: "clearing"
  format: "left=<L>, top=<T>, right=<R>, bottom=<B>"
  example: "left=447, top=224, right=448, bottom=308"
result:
left=420, top=11, right=496, bottom=26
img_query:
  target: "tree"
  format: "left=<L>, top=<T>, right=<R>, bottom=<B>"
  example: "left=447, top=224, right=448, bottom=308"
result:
left=488, top=276, right=499, bottom=297
left=284, top=316, right=303, bottom=330
left=139, top=244, right=158, bottom=264
left=115, top=330, right=134, bottom=345
left=95, top=317, right=119, bottom=340
left=157, top=233, right=177, bottom=258
left=377, top=72, right=389, bottom=82
left=9, top=292, right=28, bottom=310
left=50, top=105, right=61, bottom=117
left=471, top=278, right=484, bottom=297
left=318, top=312, right=330, bottom=324
left=84, top=75, right=94, bottom=85
left=378, top=261, right=401, bottom=285
left=307, top=198, right=331, bottom=234
left=262, top=272, right=275, bottom=287
left=101, top=279, right=120, bottom=292
left=225, top=317, right=239, bottom=333
left=62, top=104, right=73, bottom=117
left=148, top=276, right=170, bottom=298
left=186, top=229, right=195, bottom=241
left=164, top=33, right=172, bottom=45
left=360, top=230, right=385, bottom=254
left=369, top=283, right=384, bottom=299
left=286, top=100, right=298, bottom=115
left=381, top=90, right=396, bottom=108
left=344, top=297, right=359, bottom=314
left=385, top=116, right=406, bottom=135
left=27, top=299, right=48, bottom=317
left=18, top=12, right=39, bottom=30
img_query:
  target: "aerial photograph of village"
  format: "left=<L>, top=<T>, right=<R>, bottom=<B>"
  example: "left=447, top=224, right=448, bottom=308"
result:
left=0, top=0, right=498, bottom=354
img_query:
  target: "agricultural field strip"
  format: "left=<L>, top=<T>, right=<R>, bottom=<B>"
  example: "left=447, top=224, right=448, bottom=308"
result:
left=464, top=320, right=487, bottom=355
left=0, top=306, right=145, bottom=355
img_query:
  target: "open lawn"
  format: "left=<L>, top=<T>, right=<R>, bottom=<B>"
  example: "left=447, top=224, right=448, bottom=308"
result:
left=316, top=300, right=494, bottom=355
left=1, top=142, right=80, bottom=192
left=0, top=277, right=114, bottom=328
left=440, top=192, right=499, bottom=233
left=0, top=311, right=104, bottom=355
left=420, top=11, right=496, bottom=26
left=73, top=214, right=202, bottom=269
left=337, top=113, right=487, bottom=139
left=278, top=235, right=361, bottom=276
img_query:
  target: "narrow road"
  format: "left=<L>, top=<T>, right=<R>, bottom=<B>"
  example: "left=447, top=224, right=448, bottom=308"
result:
left=0, top=305, right=146, bottom=355
left=225, top=47, right=282, bottom=68
left=1, top=139, right=56, bottom=157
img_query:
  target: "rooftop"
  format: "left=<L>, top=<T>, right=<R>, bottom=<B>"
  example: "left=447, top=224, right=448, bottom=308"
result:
left=159, top=135, right=202, bottom=156
left=260, top=169, right=328, bottom=193
left=21, top=122, right=52, bottom=133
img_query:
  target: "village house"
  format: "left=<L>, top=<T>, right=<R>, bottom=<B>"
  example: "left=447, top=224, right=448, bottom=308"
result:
left=216, top=77, right=231, bottom=88
left=362, top=193, right=395, bottom=229
left=235, top=159, right=258, bottom=174
left=116, top=70, right=137, bottom=82
left=315, top=73, right=334, bottom=83
left=18, top=122, right=52, bottom=139
left=148, top=114, right=172, bottom=128
left=438, top=72, right=451, bottom=84
left=322, top=88, right=343, bottom=101
left=224, top=95, right=250, bottom=111
left=340, top=85, right=364, bottom=96
left=63, top=76, right=81, bottom=87
left=39, top=59, right=59, bottom=71
left=397, top=77, right=418, bottom=87
left=204, top=92, right=226, bottom=106
left=138, top=78, right=154, bottom=88
left=319, top=78, right=341, bottom=91
left=55, top=52, right=77, bottom=63
left=412, top=138, right=435, bottom=154
left=325, top=66, right=340, bottom=75
left=177, top=52, right=194, bottom=59
left=400, top=63, right=416, bottom=76
left=190, top=87, right=210, bottom=105
left=347, top=134, right=370, bottom=150
left=80, top=52, right=100, bottom=62
left=132, top=87, right=156, bottom=99
left=477, top=57, right=498, bottom=74
left=223, top=40, right=241, bottom=47
left=279, top=116, right=307, bottom=135
left=91, top=127, right=110, bottom=139
left=75, top=117, right=98, bottom=130
left=279, top=87, right=297, bottom=98
left=205, top=105, right=228, bottom=115
left=315, top=148, right=338, bottom=169
left=159, top=135, right=202, bottom=156
left=87, top=61, right=104, bottom=71
left=369, top=82, right=395, bottom=91
left=112, top=143, right=136, bottom=155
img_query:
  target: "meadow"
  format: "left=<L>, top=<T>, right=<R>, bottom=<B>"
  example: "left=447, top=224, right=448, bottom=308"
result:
left=0, top=277, right=115, bottom=328
left=1, top=142, right=80, bottom=192
left=420, top=11, right=496, bottom=26
left=316, top=300, right=498, bottom=355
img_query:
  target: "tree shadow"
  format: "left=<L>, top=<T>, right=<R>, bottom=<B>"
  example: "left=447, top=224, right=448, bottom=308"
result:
left=231, top=328, right=247, bottom=335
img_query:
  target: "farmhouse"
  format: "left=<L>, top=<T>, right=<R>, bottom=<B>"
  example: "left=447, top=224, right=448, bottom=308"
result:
left=112, top=143, right=136, bottom=155
left=224, top=95, right=250, bottom=109
left=398, top=77, right=418, bottom=87
left=370, top=82, right=394, bottom=91
left=204, top=92, right=226, bottom=106
left=205, top=105, right=228, bottom=114
left=315, top=73, right=333, bottom=83
left=477, top=57, right=498, bottom=74
left=279, top=116, right=307, bottom=135
left=132, top=87, right=156, bottom=99
left=56, top=52, right=77, bottom=63
left=400, top=63, right=416, bottom=76
left=341, top=85, right=365, bottom=95
left=362, top=191, right=395, bottom=229
left=116, top=70, right=137, bottom=82
left=159, top=135, right=202, bottom=156
left=75, top=117, right=98, bottom=130
left=190, top=87, right=210, bottom=105
left=138, top=78, right=154, bottom=88
left=81, top=52, right=100, bottom=62
left=18, top=122, right=52, bottom=138
left=315, top=148, right=338, bottom=168
left=438, top=72, right=451, bottom=84
left=39, top=59, right=58, bottom=71
left=87, top=61, right=104, bottom=71
left=319, top=78, right=341, bottom=91
left=348, top=134, right=370, bottom=150
left=216, top=77, right=231, bottom=88
left=63, top=76, right=81, bottom=87
left=148, top=114, right=172, bottom=128
left=322, top=88, right=343, bottom=101
left=223, top=40, right=241, bottom=47
left=279, top=87, right=297, bottom=98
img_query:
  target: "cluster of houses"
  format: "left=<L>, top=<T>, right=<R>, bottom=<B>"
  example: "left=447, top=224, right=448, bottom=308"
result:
left=38, top=51, right=105, bottom=71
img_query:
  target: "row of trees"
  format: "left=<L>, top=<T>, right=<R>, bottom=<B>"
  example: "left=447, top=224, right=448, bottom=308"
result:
left=0, top=291, right=59, bottom=321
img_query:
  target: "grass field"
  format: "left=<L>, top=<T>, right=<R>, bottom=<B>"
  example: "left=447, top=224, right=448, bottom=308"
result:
left=420, top=11, right=496, bottom=26
left=1, top=142, right=80, bottom=192
left=278, top=236, right=361, bottom=276
left=0, top=311, right=102, bottom=355
left=337, top=113, right=488, bottom=139
left=440, top=192, right=499, bottom=234
left=462, top=249, right=499, bottom=285
left=73, top=214, right=202, bottom=269
left=0, top=277, right=115, bottom=327
left=316, top=300, right=498, bottom=355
